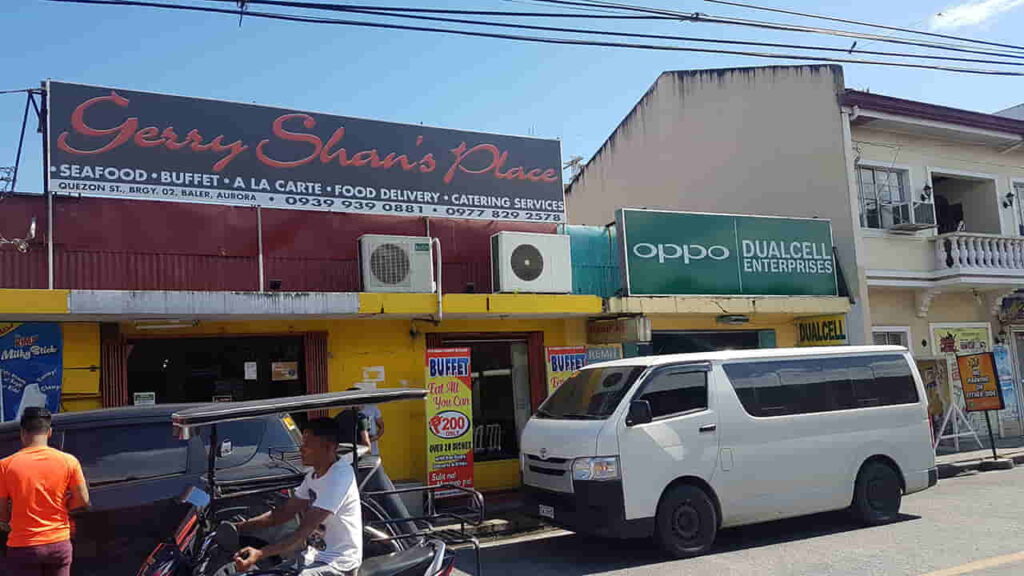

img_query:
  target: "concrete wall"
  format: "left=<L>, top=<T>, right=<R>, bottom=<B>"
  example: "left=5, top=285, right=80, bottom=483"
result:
left=867, top=288, right=996, bottom=358
left=566, top=65, right=868, bottom=343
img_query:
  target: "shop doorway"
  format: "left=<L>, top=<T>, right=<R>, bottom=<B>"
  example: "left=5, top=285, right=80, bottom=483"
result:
left=652, top=330, right=775, bottom=355
left=428, top=334, right=540, bottom=463
left=127, top=336, right=305, bottom=405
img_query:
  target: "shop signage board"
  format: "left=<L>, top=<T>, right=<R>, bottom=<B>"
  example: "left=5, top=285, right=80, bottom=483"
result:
left=586, top=344, right=623, bottom=364
left=992, top=345, right=1022, bottom=437
left=586, top=317, right=652, bottom=344
left=617, top=209, right=838, bottom=296
left=425, top=348, right=474, bottom=494
left=931, top=323, right=994, bottom=434
left=133, top=392, right=156, bottom=406
left=47, top=82, right=564, bottom=223
left=545, top=346, right=588, bottom=394
left=956, top=352, right=1004, bottom=412
left=0, top=323, right=63, bottom=422
left=795, top=315, right=849, bottom=347
left=271, top=362, right=298, bottom=382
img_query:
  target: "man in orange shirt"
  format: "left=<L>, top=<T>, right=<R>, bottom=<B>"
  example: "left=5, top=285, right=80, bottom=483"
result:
left=0, top=407, right=90, bottom=576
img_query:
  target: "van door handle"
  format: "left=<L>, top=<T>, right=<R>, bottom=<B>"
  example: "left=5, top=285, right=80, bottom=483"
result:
left=699, top=424, right=717, bottom=433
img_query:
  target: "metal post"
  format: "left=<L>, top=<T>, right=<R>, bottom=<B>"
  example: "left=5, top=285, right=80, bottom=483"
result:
left=984, top=411, right=999, bottom=461
left=208, top=423, right=219, bottom=505
left=256, top=205, right=265, bottom=291
left=34, top=89, right=54, bottom=290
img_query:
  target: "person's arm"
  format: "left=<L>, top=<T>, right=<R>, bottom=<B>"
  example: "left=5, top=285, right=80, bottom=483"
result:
left=66, top=456, right=91, bottom=513
left=372, top=411, right=385, bottom=443
left=235, top=496, right=309, bottom=533
left=0, top=497, right=10, bottom=528
left=234, top=507, right=332, bottom=571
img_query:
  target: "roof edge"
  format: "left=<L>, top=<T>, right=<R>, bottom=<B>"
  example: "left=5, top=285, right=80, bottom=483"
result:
left=843, top=90, right=1024, bottom=136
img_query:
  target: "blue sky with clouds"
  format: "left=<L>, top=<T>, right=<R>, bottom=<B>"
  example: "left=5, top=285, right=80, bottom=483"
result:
left=2, top=0, right=1024, bottom=193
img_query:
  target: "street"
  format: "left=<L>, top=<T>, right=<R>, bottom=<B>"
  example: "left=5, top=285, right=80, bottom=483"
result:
left=458, top=467, right=1024, bottom=576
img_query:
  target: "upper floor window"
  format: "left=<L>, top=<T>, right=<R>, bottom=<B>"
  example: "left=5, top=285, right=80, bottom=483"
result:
left=858, top=166, right=909, bottom=229
left=1015, top=181, right=1024, bottom=235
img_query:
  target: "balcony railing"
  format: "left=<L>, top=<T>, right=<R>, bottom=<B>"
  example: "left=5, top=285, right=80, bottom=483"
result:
left=935, top=233, right=1024, bottom=273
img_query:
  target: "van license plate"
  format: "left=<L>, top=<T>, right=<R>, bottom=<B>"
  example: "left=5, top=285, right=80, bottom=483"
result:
left=539, top=505, right=554, bottom=519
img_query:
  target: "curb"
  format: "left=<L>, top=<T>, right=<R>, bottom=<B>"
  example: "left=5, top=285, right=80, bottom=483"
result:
left=436, top=515, right=551, bottom=541
left=937, top=453, right=1024, bottom=479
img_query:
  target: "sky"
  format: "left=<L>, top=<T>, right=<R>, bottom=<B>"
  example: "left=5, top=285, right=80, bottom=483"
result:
left=2, top=0, right=1024, bottom=193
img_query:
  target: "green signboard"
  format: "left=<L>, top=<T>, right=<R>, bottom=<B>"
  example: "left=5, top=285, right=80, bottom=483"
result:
left=617, top=209, right=838, bottom=296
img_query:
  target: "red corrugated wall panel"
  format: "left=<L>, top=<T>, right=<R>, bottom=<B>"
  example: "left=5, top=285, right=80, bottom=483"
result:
left=2, top=195, right=559, bottom=292
left=0, top=195, right=48, bottom=288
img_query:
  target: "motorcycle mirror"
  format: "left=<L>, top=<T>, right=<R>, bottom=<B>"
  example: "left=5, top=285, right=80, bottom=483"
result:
left=215, top=521, right=240, bottom=552
left=178, top=486, right=211, bottom=509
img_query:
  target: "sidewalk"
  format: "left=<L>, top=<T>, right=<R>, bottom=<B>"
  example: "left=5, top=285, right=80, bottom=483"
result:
left=935, top=436, right=1024, bottom=478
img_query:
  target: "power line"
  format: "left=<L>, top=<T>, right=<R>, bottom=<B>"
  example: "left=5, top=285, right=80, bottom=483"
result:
left=50, top=0, right=1024, bottom=76
left=227, top=1, right=1024, bottom=68
left=529, top=0, right=1024, bottom=60
left=201, top=0, right=680, bottom=19
left=704, top=0, right=1024, bottom=54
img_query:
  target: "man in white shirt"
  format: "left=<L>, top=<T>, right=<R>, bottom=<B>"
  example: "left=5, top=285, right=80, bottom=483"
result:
left=233, top=418, right=361, bottom=576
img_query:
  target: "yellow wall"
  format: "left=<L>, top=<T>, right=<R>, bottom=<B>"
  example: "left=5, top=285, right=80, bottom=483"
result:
left=61, top=323, right=101, bottom=412
left=119, top=316, right=587, bottom=490
left=868, top=288, right=996, bottom=357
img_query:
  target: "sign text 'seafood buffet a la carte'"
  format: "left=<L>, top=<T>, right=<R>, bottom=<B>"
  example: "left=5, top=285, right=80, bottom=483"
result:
left=47, top=82, right=565, bottom=223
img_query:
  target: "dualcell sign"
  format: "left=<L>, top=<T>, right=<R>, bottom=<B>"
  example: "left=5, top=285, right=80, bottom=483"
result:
left=617, top=209, right=838, bottom=296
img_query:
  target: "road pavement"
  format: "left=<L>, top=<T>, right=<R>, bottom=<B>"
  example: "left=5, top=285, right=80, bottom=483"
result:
left=457, top=467, right=1024, bottom=575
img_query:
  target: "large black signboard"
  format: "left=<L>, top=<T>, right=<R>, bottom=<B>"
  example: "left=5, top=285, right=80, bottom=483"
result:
left=46, top=82, right=565, bottom=222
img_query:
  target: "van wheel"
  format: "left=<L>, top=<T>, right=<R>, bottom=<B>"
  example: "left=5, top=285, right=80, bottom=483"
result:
left=851, top=461, right=902, bottom=526
left=654, top=485, right=717, bottom=558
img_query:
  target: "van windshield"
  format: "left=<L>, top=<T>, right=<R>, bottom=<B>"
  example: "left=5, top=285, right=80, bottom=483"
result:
left=537, top=365, right=646, bottom=420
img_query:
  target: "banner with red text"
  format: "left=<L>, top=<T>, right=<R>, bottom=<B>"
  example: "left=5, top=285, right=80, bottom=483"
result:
left=546, top=346, right=588, bottom=395
left=425, top=348, right=474, bottom=493
left=47, top=82, right=564, bottom=222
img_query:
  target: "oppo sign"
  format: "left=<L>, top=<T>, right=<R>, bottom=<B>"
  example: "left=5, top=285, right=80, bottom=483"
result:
left=619, top=209, right=839, bottom=297
left=632, top=243, right=730, bottom=264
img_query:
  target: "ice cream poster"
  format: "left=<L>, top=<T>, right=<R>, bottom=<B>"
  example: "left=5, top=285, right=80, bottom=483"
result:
left=0, top=323, right=63, bottom=422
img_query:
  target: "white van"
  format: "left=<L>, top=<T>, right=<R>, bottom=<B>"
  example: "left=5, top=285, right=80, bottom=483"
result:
left=520, top=346, right=937, bottom=558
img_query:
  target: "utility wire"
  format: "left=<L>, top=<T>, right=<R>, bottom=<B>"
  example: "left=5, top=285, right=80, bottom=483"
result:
left=196, top=1, right=679, bottom=19
left=225, top=1, right=1024, bottom=67
left=50, top=0, right=1024, bottom=76
left=529, top=0, right=1024, bottom=60
left=704, top=0, right=1024, bottom=54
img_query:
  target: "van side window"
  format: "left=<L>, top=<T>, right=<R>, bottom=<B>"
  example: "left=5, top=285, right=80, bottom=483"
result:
left=724, top=354, right=918, bottom=417
left=638, top=370, right=707, bottom=419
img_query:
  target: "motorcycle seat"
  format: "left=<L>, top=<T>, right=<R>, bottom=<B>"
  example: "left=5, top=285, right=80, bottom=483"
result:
left=359, top=546, right=435, bottom=576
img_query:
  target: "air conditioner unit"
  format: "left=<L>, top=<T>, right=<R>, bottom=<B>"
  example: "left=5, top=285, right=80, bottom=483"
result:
left=491, top=232, right=572, bottom=294
left=359, top=235, right=435, bottom=293
left=888, top=201, right=937, bottom=232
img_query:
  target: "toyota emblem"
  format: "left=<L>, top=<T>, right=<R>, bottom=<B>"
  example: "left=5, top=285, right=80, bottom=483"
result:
left=539, top=448, right=548, bottom=460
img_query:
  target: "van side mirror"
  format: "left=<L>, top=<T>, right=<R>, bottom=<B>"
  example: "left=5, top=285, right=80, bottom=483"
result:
left=626, top=400, right=653, bottom=427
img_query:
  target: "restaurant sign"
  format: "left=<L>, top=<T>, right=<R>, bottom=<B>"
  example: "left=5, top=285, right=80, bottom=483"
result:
left=47, top=81, right=564, bottom=222
left=617, top=209, right=838, bottom=296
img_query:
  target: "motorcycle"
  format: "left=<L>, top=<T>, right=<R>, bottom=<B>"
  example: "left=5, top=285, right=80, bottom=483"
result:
left=136, top=389, right=484, bottom=576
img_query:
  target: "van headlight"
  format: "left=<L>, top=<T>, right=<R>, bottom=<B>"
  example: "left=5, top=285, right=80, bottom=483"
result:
left=572, top=456, right=620, bottom=482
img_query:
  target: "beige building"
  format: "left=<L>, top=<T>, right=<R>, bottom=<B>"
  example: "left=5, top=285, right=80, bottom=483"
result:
left=567, top=64, right=1024, bottom=441
left=567, top=65, right=866, bottom=344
